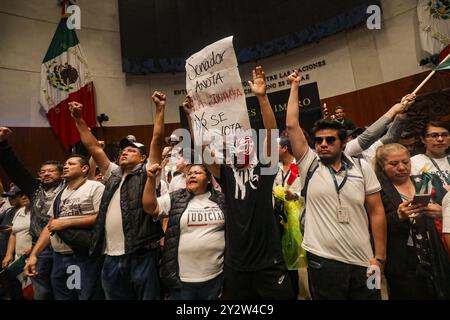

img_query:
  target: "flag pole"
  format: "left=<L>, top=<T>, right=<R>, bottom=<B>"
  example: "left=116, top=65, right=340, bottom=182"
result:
left=412, top=52, right=450, bottom=95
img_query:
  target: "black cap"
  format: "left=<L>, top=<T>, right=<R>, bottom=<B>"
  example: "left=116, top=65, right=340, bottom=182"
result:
left=119, top=137, right=147, bottom=155
left=1, top=185, right=24, bottom=198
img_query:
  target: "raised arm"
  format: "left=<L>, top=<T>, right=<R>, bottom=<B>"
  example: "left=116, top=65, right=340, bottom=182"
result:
left=0, top=127, right=40, bottom=197
left=182, top=96, right=221, bottom=179
left=69, top=102, right=111, bottom=175
left=248, top=66, right=277, bottom=157
left=380, top=94, right=416, bottom=144
left=149, top=91, right=166, bottom=165
left=142, top=163, right=162, bottom=217
left=349, top=93, right=416, bottom=153
left=285, top=70, right=309, bottom=160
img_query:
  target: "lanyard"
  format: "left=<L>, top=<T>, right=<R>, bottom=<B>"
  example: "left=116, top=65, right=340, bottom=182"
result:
left=426, top=155, right=450, bottom=184
left=281, top=168, right=290, bottom=187
left=327, top=163, right=348, bottom=196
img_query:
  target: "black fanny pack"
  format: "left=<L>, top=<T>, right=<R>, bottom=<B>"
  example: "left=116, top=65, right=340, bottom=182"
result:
left=53, top=187, right=93, bottom=255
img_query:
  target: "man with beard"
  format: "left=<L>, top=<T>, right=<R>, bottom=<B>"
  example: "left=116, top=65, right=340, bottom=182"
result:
left=24, top=155, right=105, bottom=300
left=0, top=127, right=64, bottom=300
left=286, top=70, right=387, bottom=300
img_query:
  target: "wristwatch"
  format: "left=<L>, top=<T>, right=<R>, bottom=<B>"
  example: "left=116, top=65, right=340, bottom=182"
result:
left=375, top=257, right=386, bottom=264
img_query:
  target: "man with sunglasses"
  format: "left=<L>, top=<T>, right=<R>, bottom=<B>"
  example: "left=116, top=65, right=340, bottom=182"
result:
left=411, top=121, right=450, bottom=188
left=68, top=90, right=167, bottom=300
left=286, top=70, right=387, bottom=300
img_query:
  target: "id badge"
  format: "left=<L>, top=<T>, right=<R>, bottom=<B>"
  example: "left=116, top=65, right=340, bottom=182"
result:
left=337, top=206, right=350, bottom=224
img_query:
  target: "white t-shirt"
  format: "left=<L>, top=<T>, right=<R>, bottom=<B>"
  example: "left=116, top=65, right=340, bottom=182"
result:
left=344, top=139, right=383, bottom=164
left=411, top=154, right=450, bottom=187
left=103, top=161, right=167, bottom=256
left=48, top=180, right=105, bottom=254
left=11, top=207, right=32, bottom=260
left=298, top=148, right=381, bottom=267
left=104, top=176, right=126, bottom=256
left=0, top=199, right=12, bottom=215
left=344, top=138, right=364, bottom=157
left=168, top=173, right=186, bottom=193
left=443, top=192, right=450, bottom=234
left=104, top=162, right=125, bottom=255
left=157, top=191, right=225, bottom=282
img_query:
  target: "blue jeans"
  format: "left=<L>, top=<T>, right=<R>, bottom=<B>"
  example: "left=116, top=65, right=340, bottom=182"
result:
left=101, top=250, right=160, bottom=300
left=171, top=273, right=223, bottom=300
left=30, top=247, right=53, bottom=300
left=51, top=252, right=104, bottom=300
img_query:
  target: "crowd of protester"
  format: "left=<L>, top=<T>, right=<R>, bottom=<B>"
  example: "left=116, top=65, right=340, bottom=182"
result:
left=0, top=66, right=449, bottom=300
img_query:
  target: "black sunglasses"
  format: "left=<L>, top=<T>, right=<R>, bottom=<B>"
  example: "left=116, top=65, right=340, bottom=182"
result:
left=314, top=136, right=337, bottom=144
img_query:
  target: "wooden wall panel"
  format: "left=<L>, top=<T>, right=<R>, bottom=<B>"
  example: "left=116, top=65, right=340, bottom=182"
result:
left=321, top=71, right=450, bottom=127
left=1, top=71, right=449, bottom=187
left=0, top=123, right=180, bottom=188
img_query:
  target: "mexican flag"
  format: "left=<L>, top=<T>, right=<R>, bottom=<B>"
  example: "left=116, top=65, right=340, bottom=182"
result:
left=435, top=57, right=450, bottom=71
left=5, top=255, right=34, bottom=300
left=39, top=17, right=96, bottom=149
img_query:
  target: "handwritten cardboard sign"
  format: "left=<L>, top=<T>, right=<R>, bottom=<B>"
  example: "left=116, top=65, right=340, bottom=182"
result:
left=185, top=36, right=250, bottom=140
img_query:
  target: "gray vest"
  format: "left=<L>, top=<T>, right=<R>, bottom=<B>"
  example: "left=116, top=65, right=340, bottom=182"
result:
left=160, top=188, right=226, bottom=289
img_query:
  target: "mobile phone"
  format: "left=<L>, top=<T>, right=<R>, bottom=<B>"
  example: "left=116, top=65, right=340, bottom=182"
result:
left=411, top=194, right=431, bottom=206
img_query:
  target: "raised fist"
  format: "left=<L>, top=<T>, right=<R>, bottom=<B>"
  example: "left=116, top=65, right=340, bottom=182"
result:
left=152, top=91, right=167, bottom=111
left=68, top=101, right=83, bottom=119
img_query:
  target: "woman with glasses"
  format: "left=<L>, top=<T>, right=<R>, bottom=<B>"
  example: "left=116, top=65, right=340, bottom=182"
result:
left=411, top=121, right=450, bottom=189
left=375, top=143, right=450, bottom=299
left=143, top=163, right=225, bottom=300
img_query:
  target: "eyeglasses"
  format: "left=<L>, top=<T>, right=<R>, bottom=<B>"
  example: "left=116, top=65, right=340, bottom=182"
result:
left=314, top=136, right=337, bottom=144
left=425, top=132, right=449, bottom=139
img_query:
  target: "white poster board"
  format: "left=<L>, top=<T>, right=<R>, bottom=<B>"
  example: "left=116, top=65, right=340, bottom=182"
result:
left=185, top=36, right=251, bottom=140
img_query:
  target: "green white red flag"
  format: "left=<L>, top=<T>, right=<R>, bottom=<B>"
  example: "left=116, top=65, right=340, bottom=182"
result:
left=39, top=16, right=96, bottom=149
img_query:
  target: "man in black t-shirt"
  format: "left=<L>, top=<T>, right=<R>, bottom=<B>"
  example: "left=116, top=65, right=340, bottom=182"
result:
left=198, top=66, right=294, bottom=299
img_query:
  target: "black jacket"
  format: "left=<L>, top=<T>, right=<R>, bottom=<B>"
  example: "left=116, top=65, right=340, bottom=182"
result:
left=160, top=188, right=226, bottom=289
left=90, top=163, right=163, bottom=256
left=380, top=174, right=450, bottom=298
left=379, top=175, right=415, bottom=277
left=338, top=119, right=355, bottom=131
left=0, top=141, right=63, bottom=243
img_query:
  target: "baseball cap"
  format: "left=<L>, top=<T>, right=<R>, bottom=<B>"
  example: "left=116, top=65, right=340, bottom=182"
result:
left=1, top=185, right=24, bottom=198
left=119, top=137, right=147, bottom=155
left=126, top=135, right=137, bottom=142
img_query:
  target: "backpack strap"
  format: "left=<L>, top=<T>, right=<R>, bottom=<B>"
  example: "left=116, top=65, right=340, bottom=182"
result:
left=300, top=157, right=319, bottom=235
left=52, top=187, right=66, bottom=219
left=300, top=158, right=319, bottom=201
